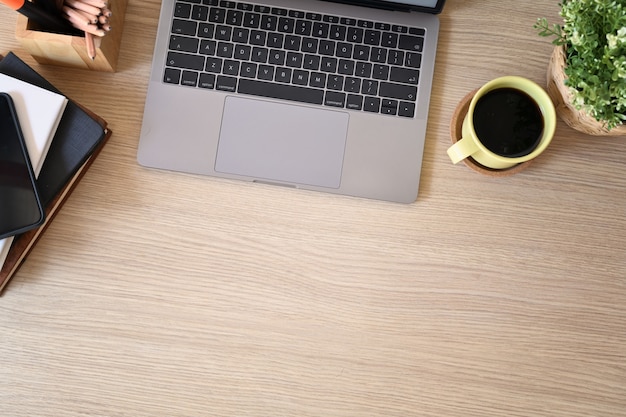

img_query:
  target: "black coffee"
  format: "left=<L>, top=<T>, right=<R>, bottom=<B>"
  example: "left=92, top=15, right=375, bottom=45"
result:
left=473, top=88, right=544, bottom=157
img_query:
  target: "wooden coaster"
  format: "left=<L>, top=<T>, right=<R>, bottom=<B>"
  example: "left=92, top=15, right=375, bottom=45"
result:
left=449, top=89, right=533, bottom=177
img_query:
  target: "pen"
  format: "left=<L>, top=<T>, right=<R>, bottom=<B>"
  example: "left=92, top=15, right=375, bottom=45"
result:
left=1, top=0, right=75, bottom=34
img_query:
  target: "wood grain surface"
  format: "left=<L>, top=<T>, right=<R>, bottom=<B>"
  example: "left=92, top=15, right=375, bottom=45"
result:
left=0, top=1, right=624, bottom=416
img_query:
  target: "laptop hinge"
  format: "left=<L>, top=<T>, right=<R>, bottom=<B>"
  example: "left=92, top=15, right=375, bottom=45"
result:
left=320, top=0, right=412, bottom=12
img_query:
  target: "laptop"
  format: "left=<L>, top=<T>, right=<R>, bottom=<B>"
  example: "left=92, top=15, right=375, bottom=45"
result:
left=138, top=0, right=446, bottom=203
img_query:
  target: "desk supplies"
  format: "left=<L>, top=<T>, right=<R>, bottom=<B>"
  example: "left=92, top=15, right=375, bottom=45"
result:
left=0, top=71, right=66, bottom=268
left=15, top=0, right=127, bottom=71
left=0, top=52, right=111, bottom=294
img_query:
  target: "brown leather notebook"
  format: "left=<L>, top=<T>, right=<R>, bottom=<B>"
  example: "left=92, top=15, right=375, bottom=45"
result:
left=0, top=53, right=111, bottom=294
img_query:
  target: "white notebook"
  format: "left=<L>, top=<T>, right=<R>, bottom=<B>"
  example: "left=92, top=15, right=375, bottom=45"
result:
left=0, top=74, right=68, bottom=268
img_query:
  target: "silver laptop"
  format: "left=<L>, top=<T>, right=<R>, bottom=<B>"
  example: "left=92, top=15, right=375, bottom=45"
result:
left=138, top=0, right=445, bottom=203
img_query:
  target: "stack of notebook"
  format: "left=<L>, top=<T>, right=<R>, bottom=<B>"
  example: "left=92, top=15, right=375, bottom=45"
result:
left=0, top=52, right=111, bottom=294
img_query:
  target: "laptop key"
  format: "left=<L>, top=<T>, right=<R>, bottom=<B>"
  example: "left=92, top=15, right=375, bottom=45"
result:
left=372, top=64, right=390, bottom=80
left=364, top=29, right=381, bottom=46
left=199, top=39, right=217, bottom=55
left=325, top=91, right=346, bottom=108
left=364, top=96, right=381, bottom=113
left=344, top=77, right=361, bottom=93
left=336, top=42, right=353, bottom=58
left=278, top=17, right=295, bottom=33
left=251, top=47, right=269, bottom=63
left=234, top=44, right=251, bottom=60
left=215, top=25, right=232, bottom=40
left=226, top=9, right=243, bottom=25
left=286, top=52, right=304, bottom=68
left=269, top=49, right=286, bottom=66
left=371, top=47, right=387, bottom=63
left=330, top=25, right=346, bottom=41
left=232, top=27, right=249, bottom=43
left=321, top=57, right=338, bottom=73
left=274, top=67, right=292, bottom=83
left=249, top=30, right=266, bottom=45
left=319, top=40, right=336, bottom=56
left=164, top=68, right=181, bottom=84
left=301, top=38, right=318, bottom=53
left=191, top=5, right=209, bottom=21
left=208, top=7, right=226, bottom=23
left=238, top=79, right=324, bottom=105
left=292, top=70, right=310, bottom=86
left=379, top=82, right=417, bottom=101
left=169, top=35, right=200, bottom=53
left=362, top=79, right=378, bottom=95
left=398, top=101, right=416, bottom=118
left=223, top=60, right=240, bottom=75
left=198, top=23, right=215, bottom=38
left=309, top=72, right=326, bottom=88
left=381, top=99, right=398, bottom=115
left=216, top=75, right=237, bottom=91
left=284, top=35, right=302, bottom=51
left=355, top=62, right=372, bottom=77
left=381, top=32, right=398, bottom=48
left=172, top=19, right=197, bottom=36
left=390, top=67, right=419, bottom=85
left=257, top=65, right=274, bottom=80
left=327, top=75, right=344, bottom=91
left=296, top=20, right=312, bottom=36
left=271, top=7, right=287, bottom=16
left=240, top=62, right=257, bottom=78
left=243, top=12, right=260, bottom=28
left=346, top=94, right=363, bottom=110
left=174, top=2, right=192, bottom=18
left=387, top=50, right=404, bottom=66
left=267, top=33, right=284, bottom=48
left=303, top=54, right=320, bottom=70
left=166, top=51, right=205, bottom=71
left=181, top=70, right=199, bottom=86
left=260, top=14, right=277, bottom=31
left=205, top=57, right=223, bottom=72
left=405, top=52, right=422, bottom=69
left=199, top=72, right=216, bottom=89
left=312, top=22, right=330, bottom=38
left=217, top=42, right=234, bottom=58
left=398, top=34, right=424, bottom=52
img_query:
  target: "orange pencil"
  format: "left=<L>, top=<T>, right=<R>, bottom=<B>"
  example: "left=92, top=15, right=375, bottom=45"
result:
left=85, top=31, right=96, bottom=60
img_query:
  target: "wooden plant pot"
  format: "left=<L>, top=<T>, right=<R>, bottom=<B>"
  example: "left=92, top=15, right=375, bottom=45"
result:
left=546, top=45, right=626, bottom=136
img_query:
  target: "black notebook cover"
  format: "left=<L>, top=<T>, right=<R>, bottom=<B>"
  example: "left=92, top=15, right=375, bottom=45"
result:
left=0, top=52, right=107, bottom=206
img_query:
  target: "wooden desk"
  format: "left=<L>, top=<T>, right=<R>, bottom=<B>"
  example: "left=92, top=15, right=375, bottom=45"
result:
left=1, top=1, right=625, bottom=416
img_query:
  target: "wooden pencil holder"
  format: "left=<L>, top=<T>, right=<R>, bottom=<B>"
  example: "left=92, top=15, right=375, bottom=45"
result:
left=15, top=0, right=127, bottom=72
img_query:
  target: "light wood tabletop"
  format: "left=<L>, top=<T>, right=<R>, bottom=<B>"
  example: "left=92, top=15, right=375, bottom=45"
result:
left=1, top=1, right=625, bottom=416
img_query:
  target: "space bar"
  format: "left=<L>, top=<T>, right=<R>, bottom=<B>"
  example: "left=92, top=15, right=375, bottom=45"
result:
left=238, top=79, right=324, bottom=105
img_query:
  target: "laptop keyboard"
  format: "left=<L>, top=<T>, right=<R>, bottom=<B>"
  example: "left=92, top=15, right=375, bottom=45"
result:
left=164, top=0, right=426, bottom=118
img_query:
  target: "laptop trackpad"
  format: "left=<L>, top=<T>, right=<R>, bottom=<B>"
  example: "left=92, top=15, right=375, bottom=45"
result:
left=215, top=96, right=349, bottom=188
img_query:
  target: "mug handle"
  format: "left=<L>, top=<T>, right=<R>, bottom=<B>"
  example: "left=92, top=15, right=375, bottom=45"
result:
left=447, top=136, right=479, bottom=164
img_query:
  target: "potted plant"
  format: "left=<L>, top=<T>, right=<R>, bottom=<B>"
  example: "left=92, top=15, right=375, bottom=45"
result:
left=534, top=0, right=626, bottom=136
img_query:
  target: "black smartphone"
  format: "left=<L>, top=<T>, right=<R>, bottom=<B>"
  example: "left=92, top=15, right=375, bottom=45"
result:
left=0, top=92, right=45, bottom=240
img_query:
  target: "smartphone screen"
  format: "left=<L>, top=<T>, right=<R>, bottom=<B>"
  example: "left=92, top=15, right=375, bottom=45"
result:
left=0, top=92, right=45, bottom=240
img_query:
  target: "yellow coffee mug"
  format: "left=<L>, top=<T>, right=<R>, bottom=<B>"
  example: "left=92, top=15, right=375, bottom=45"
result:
left=447, top=76, right=556, bottom=170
